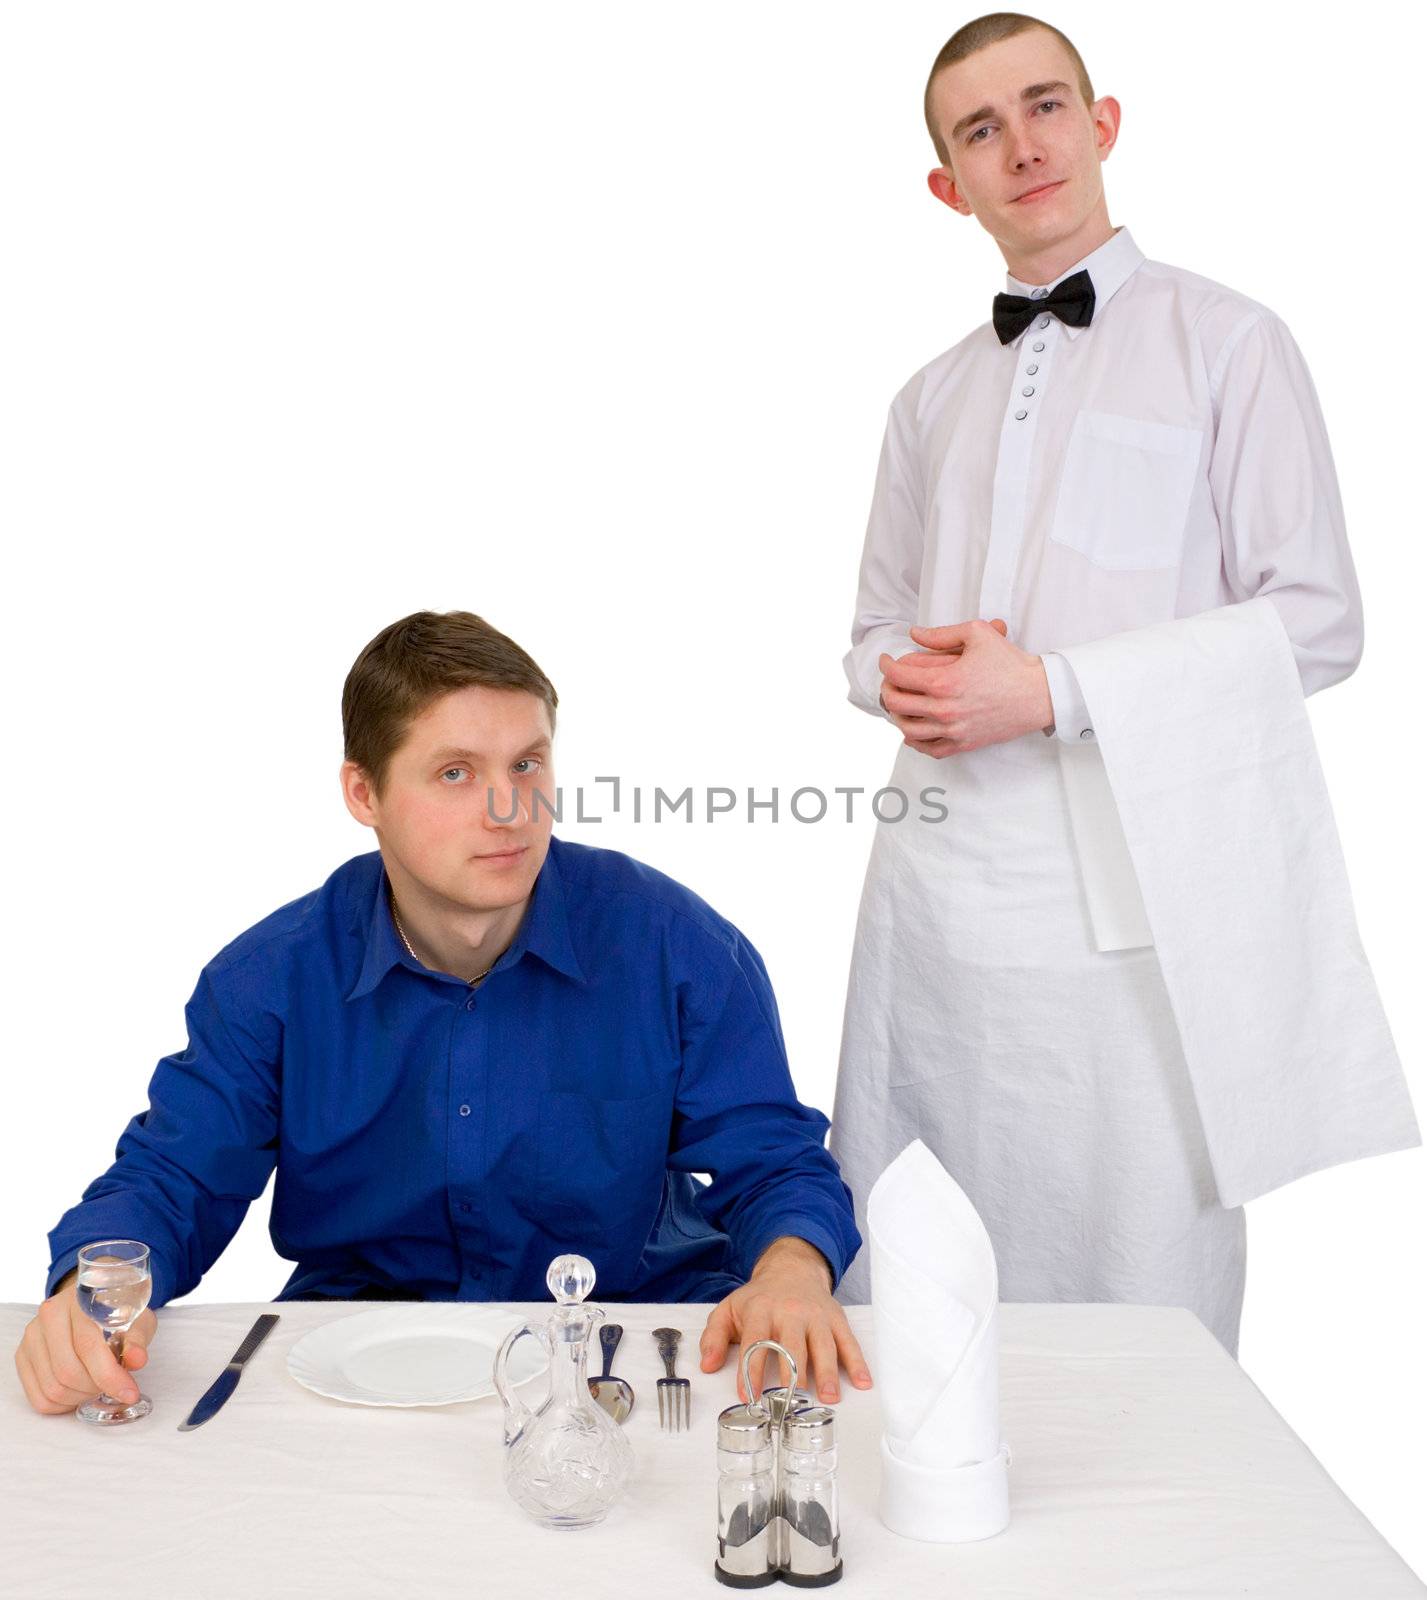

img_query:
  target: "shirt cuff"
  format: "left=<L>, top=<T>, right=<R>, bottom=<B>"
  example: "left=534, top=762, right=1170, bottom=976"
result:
left=45, top=1249, right=82, bottom=1300
left=1041, top=651, right=1096, bottom=744
left=737, top=1218, right=848, bottom=1291
left=865, top=633, right=919, bottom=724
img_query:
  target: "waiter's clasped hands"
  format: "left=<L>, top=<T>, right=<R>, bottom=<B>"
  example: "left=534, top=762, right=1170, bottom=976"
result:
left=879, top=617, right=1055, bottom=755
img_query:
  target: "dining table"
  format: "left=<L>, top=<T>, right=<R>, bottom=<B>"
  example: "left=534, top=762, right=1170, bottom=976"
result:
left=3, top=1297, right=1422, bottom=1598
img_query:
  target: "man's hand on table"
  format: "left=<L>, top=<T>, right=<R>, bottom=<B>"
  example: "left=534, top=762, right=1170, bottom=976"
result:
left=879, top=617, right=1055, bottom=755
left=698, top=1236, right=873, bottom=1405
left=14, top=1267, right=157, bottom=1415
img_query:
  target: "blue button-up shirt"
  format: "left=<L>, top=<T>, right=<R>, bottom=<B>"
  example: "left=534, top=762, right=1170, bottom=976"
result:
left=46, top=838, right=861, bottom=1308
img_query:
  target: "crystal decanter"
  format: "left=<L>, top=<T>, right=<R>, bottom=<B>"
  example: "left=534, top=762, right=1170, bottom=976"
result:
left=492, top=1254, right=635, bottom=1529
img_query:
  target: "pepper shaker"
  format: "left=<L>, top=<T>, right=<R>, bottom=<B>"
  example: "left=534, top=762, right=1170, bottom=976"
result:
left=779, top=1403, right=842, bottom=1587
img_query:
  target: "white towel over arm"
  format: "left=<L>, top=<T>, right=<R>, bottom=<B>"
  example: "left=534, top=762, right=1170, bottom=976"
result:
left=1057, top=597, right=1420, bottom=1209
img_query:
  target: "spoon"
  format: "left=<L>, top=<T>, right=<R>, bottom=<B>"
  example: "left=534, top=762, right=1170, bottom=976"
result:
left=588, top=1322, right=635, bottom=1423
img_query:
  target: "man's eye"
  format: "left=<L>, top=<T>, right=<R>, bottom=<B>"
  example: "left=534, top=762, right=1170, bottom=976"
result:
left=440, top=768, right=467, bottom=783
left=512, top=758, right=542, bottom=776
left=1037, top=99, right=1060, bottom=113
left=969, top=126, right=991, bottom=143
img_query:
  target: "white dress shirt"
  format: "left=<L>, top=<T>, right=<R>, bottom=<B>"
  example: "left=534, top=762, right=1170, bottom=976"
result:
left=843, top=225, right=1364, bottom=741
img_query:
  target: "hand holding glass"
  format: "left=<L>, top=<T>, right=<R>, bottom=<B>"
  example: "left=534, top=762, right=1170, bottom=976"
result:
left=75, top=1240, right=154, bottom=1425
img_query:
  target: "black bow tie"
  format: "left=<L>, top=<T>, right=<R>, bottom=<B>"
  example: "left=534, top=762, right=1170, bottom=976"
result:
left=992, top=268, right=1096, bottom=345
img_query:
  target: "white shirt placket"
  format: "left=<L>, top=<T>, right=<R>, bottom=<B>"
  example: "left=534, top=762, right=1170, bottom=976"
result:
left=976, top=292, right=1058, bottom=634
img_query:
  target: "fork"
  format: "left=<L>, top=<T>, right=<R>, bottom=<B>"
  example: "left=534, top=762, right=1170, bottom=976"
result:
left=652, top=1326, right=691, bottom=1432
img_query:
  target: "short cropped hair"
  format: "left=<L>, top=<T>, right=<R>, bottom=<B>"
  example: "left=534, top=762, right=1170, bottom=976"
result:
left=342, top=610, right=558, bottom=799
left=924, top=13, right=1095, bottom=166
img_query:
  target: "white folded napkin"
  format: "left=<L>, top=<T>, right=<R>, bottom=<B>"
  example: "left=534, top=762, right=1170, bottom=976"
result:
left=1057, top=597, right=1419, bottom=1208
left=870, top=1139, right=1011, bottom=1542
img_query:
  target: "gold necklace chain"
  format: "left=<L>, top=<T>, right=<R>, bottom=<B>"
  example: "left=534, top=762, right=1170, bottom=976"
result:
left=389, top=888, right=493, bottom=987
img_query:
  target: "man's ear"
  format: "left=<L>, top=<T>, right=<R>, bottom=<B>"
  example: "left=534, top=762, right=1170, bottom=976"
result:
left=340, top=760, right=379, bottom=829
left=1090, top=95, right=1121, bottom=162
left=927, top=166, right=972, bottom=216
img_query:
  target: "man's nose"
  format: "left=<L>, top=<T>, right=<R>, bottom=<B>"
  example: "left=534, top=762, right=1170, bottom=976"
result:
left=1008, top=133, right=1046, bottom=171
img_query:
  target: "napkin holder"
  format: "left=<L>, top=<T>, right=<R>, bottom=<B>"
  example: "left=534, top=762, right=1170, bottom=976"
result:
left=878, top=1435, right=1011, bottom=1543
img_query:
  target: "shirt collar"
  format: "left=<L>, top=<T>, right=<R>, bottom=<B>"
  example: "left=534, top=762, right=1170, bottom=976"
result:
left=510, top=839, right=587, bottom=985
left=1002, top=224, right=1144, bottom=343
left=345, top=838, right=586, bottom=1002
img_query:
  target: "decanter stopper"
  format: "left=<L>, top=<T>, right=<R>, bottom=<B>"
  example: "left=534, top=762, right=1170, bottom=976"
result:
left=548, top=1253, right=597, bottom=1304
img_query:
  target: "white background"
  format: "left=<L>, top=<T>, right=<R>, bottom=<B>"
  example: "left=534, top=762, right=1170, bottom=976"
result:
left=2, top=0, right=1422, bottom=1579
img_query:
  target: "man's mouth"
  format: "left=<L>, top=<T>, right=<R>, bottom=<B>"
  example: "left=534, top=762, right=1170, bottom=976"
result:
left=1013, top=180, right=1063, bottom=204
left=473, top=846, right=528, bottom=863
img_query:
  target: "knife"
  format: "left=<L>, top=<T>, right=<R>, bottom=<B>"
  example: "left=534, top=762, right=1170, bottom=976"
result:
left=177, top=1313, right=281, bottom=1431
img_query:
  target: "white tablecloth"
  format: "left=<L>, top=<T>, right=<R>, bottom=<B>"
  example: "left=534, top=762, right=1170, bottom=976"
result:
left=3, top=1300, right=1421, bottom=1598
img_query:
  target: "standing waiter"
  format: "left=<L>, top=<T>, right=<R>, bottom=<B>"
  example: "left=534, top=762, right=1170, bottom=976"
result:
left=830, top=12, right=1418, bottom=1353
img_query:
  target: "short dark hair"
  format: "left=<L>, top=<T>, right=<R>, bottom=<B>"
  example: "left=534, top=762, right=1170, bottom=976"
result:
left=342, top=610, right=558, bottom=799
left=925, top=13, right=1095, bottom=166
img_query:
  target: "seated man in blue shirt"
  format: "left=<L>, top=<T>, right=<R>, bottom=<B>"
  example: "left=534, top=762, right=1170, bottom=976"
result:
left=18, top=610, right=871, bottom=1417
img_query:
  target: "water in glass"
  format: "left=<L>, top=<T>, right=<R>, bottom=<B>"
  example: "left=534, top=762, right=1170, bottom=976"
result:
left=75, top=1240, right=153, bottom=1425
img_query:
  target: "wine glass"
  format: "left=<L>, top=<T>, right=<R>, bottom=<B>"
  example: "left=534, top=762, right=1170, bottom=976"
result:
left=75, top=1240, right=154, bottom=1425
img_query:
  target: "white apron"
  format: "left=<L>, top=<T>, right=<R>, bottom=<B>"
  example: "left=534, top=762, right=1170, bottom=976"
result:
left=831, top=731, right=1248, bottom=1354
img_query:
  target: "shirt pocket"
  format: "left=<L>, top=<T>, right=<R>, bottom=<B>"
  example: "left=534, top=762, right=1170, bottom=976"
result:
left=536, top=1086, right=670, bottom=1231
left=1049, top=409, right=1204, bottom=571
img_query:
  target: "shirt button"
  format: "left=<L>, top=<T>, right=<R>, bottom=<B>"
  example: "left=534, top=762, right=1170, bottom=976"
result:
left=460, top=1202, right=472, bottom=1213
left=1037, top=315, right=1050, bottom=328
left=1033, top=341, right=1045, bottom=352
left=465, top=996, right=476, bottom=1011
left=1014, top=409, right=1028, bottom=420
left=459, top=1104, right=471, bottom=1116
left=1026, top=364, right=1039, bottom=374
left=1079, top=728, right=1095, bottom=741
left=1022, top=386, right=1035, bottom=397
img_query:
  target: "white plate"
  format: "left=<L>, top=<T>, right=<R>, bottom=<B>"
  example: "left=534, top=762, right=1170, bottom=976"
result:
left=286, top=1305, right=548, bottom=1407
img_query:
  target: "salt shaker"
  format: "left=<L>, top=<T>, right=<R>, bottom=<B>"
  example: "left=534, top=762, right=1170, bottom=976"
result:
left=714, top=1397, right=777, bottom=1588
left=779, top=1403, right=842, bottom=1587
